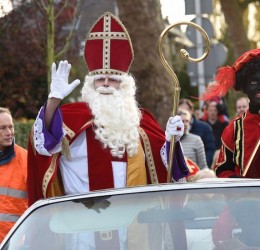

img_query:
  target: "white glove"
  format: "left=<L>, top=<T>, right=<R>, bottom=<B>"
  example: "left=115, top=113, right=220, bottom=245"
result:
left=48, top=60, right=81, bottom=99
left=165, top=116, right=184, bottom=142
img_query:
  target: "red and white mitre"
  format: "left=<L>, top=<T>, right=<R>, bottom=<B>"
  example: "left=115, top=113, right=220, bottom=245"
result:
left=84, top=12, right=134, bottom=75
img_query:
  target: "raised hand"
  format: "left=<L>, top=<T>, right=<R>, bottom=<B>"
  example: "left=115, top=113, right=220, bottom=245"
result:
left=48, top=60, right=81, bottom=100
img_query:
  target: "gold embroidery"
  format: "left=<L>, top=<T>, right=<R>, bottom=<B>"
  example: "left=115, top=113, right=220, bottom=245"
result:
left=42, top=119, right=94, bottom=198
left=88, top=32, right=127, bottom=40
left=138, top=127, right=158, bottom=184
left=61, top=137, right=71, bottom=161
left=42, top=153, right=59, bottom=198
left=234, top=116, right=246, bottom=172
left=234, top=119, right=242, bottom=166
left=61, top=120, right=94, bottom=160
left=87, top=12, right=133, bottom=76
left=62, top=123, right=75, bottom=139
left=79, top=119, right=94, bottom=131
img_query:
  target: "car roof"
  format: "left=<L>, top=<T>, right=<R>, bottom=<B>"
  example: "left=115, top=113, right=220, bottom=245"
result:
left=1, top=178, right=260, bottom=248
left=32, top=178, right=260, bottom=207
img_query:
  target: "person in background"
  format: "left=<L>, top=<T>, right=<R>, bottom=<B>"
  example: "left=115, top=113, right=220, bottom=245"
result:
left=178, top=109, right=208, bottom=169
left=200, top=100, right=229, bottom=150
left=201, top=96, right=229, bottom=122
left=235, top=96, right=250, bottom=116
left=194, top=109, right=203, bottom=120
left=178, top=98, right=216, bottom=167
left=27, top=12, right=187, bottom=207
left=200, top=48, right=260, bottom=178
left=0, top=107, right=27, bottom=243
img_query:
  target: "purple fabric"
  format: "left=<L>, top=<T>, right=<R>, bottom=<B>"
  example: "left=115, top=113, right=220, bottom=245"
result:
left=166, top=141, right=189, bottom=181
left=38, top=104, right=64, bottom=151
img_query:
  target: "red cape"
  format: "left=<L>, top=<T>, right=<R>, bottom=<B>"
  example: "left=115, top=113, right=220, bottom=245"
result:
left=27, top=102, right=168, bottom=205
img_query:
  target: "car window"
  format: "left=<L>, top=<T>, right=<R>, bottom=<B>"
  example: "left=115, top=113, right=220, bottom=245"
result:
left=1, top=186, right=260, bottom=250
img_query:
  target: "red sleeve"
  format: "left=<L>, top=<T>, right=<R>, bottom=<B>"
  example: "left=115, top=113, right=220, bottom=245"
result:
left=27, top=128, right=57, bottom=206
left=139, top=109, right=165, bottom=138
left=27, top=128, right=44, bottom=206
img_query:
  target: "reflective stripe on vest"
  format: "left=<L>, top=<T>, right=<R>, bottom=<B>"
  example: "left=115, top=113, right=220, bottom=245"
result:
left=0, top=187, right=27, bottom=199
left=0, top=213, right=20, bottom=222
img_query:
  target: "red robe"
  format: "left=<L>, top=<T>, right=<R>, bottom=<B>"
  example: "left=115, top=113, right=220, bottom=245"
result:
left=27, top=102, right=172, bottom=206
left=214, top=111, right=260, bottom=178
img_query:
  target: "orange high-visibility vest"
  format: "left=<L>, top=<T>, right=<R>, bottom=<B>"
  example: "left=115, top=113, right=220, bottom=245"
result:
left=0, top=144, right=28, bottom=242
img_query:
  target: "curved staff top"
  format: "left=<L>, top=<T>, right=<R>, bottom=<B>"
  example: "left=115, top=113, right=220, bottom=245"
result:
left=158, top=21, right=210, bottom=182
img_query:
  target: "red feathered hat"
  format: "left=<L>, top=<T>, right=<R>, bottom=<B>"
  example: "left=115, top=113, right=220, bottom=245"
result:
left=201, top=48, right=260, bottom=100
left=84, top=12, right=134, bottom=75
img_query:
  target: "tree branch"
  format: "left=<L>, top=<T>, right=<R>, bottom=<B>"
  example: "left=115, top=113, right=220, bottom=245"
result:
left=55, top=0, right=82, bottom=59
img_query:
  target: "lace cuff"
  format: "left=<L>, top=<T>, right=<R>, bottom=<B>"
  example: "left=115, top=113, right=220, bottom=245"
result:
left=160, top=142, right=168, bottom=168
left=33, top=105, right=64, bottom=156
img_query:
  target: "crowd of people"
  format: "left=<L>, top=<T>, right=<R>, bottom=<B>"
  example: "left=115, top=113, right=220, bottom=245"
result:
left=0, top=11, right=259, bottom=245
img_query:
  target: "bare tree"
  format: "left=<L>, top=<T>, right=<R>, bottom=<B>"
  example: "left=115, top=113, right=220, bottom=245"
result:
left=116, top=0, right=176, bottom=128
left=219, top=0, right=257, bottom=57
left=33, top=0, right=82, bottom=90
left=0, top=0, right=83, bottom=118
left=216, top=0, right=259, bottom=117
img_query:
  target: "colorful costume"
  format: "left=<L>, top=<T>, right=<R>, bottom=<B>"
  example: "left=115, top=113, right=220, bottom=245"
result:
left=25, top=12, right=190, bottom=250
left=27, top=102, right=187, bottom=206
left=200, top=48, right=260, bottom=178
left=214, top=111, right=260, bottom=178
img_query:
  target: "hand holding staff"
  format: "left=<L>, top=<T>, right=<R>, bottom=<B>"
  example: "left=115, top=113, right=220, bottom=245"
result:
left=158, top=21, right=210, bottom=182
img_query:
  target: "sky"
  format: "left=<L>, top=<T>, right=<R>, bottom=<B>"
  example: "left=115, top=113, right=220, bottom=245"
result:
left=2, top=0, right=189, bottom=21
left=0, top=0, right=12, bottom=17
left=160, top=0, right=193, bottom=23
left=1, top=0, right=257, bottom=46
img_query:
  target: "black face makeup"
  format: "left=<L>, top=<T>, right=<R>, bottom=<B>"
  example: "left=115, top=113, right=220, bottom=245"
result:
left=244, top=71, right=260, bottom=106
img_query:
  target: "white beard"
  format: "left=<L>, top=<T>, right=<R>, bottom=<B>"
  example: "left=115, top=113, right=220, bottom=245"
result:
left=81, top=75, right=141, bottom=158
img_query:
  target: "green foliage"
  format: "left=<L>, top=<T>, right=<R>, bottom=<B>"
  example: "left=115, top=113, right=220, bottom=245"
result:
left=178, top=71, right=198, bottom=99
left=0, top=4, right=48, bottom=119
left=14, top=119, right=35, bottom=149
left=0, top=1, right=80, bottom=119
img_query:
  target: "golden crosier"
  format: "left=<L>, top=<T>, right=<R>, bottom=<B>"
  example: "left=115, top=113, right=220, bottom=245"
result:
left=158, top=21, right=210, bottom=183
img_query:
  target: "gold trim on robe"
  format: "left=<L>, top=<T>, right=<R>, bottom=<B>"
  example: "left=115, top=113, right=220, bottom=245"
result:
left=138, top=127, right=159, bottom=184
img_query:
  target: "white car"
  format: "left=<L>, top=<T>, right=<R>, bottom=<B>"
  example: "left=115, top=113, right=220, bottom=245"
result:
left=1, top=179, right=260, bottom=250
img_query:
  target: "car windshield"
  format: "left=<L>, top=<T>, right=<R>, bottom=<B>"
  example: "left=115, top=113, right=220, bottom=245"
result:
left=2, top=185, right=260, bottom=250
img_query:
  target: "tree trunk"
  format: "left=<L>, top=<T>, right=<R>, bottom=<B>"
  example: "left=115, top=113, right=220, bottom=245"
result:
left=46, top=1, right=55, bottom=92
left=116, top=0, right=175, bottom=128
left=219, top=0, right=251, bottom=57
